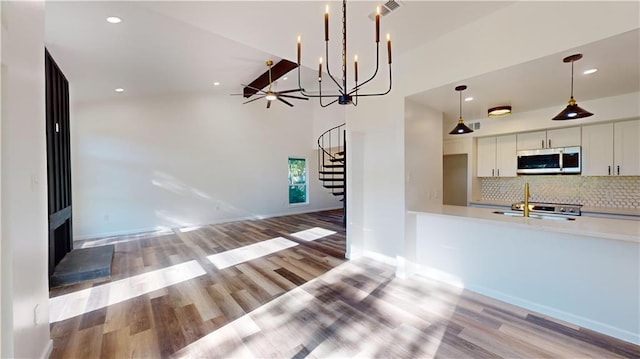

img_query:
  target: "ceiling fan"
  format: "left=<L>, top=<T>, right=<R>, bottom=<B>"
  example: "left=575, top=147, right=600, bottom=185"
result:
left=239, top=60, right=308, bottom=108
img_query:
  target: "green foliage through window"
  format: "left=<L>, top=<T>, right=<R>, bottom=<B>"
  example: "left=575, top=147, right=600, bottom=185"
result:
left=288, top=158, right=307, bottom=204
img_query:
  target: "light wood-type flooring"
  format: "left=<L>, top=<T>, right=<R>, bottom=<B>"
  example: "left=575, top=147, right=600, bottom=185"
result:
left=49, top=209, right=639, bottom=358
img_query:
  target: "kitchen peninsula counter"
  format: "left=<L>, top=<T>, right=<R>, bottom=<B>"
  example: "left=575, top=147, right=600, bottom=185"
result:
left=407, top=205, right=639, bottom=345
left=412, top=205, right=639, bottom=243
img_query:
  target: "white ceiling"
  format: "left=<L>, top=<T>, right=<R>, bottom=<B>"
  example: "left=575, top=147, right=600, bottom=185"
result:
left=408, top=28, right=640, bottom=122
left=45, top=1, right=638, bottom=116
left=44, top=1, right=512, bottom=103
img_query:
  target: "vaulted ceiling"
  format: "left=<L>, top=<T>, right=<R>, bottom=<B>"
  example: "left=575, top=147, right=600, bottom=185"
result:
left=45, top=1, right=639, bottom=123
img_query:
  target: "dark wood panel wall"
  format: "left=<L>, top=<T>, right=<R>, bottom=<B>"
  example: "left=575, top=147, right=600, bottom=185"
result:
left=45, top=49, right=73, bottom=278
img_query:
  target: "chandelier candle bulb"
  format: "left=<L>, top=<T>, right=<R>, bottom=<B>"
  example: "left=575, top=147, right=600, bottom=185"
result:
left=387, top=34, right=392, bottom=64
left=375, top=6, right=380, bottom=43
left=319, top=57, right=323, bottom=81
left=297, top=36, right=301, bottom=65
left=325, top=5, right=329, bottom=41
left=354, top=55, right=358, bottom=82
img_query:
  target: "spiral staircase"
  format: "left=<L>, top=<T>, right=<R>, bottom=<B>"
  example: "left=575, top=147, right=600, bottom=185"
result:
left=317, top=124, right=346, bottom=224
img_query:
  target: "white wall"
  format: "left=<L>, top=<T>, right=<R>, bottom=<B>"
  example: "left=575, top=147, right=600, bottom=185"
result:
left=72, top=93, right=342, bottom=239
left=404, top=99, right=443, bottom=212
left=346, top=93, right=405, bottom=259
left=0, top=1, right=51, bottom=357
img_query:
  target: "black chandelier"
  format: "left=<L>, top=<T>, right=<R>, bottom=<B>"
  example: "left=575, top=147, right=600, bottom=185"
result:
left=296, top=0, right=392, bottom=107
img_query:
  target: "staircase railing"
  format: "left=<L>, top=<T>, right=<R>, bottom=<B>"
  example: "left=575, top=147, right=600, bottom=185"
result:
left=318, top=123, right=346, bottom=225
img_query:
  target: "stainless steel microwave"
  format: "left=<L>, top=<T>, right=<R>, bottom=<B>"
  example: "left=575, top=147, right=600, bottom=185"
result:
left=517, top=146, right=581, bottom=174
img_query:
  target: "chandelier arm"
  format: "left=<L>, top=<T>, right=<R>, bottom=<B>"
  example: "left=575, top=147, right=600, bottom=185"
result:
left=324, top=41, right=346, bottom=93
left=320, top=98, right=340, bottom=107
left=348, top=64, right=391, bottom=97
left=317, top=81, right=338, bottom=107
left=296, top=66, right=311, bottom=97
left=351, top=45, right=380, bottom=92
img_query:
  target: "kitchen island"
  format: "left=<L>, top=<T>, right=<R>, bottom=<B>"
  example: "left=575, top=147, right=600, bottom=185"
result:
left=407, top=205, right=639, bottom=345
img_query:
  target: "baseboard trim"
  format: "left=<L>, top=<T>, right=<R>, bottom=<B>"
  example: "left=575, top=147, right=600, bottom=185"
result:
left=41, top=339, right=53, bottom=359
left=74, top=206, right=343, bottom=241
left=362, top=251, right=397, bottom=267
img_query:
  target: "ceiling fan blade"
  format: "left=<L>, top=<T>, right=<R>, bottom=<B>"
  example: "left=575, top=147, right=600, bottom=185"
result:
left=279, top=94, right=309, bottom=101
left=243, top=96, right=265, bottom=104
left=277, top=88, right=304, bottom=94
left=266, top=100, right=272, bottom=109
left=277, top=97, right=294, bottom=107
left=241, top=84, right=266, bottom=94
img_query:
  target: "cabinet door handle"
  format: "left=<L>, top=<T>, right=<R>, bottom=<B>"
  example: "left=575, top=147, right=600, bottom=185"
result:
left=497, top=169, right=500, bottom=176
left=492, top=169, right=495, bottom=177
left=617, top=165, right=620, bottom=175
left=541, top=139, right=545, bottom=148
left=548, top=139, right=551, bottom=148
left=608, top=166, right=611, bottom=175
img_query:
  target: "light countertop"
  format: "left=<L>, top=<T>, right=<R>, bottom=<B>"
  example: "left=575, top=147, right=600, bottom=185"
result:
left=469, top=200, right=640, bottom=217
left=410, top=205, right=640, bottom=244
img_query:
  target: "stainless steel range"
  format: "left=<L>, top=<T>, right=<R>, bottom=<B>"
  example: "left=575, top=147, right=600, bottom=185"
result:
left=511, top=202, right=582, bottom=216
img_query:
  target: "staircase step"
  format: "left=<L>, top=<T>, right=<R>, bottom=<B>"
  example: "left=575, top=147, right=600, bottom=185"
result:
left=319, top=171, right=344, bottom=175
left=332, top=192, right=345, bottom=196
left=319, top=178, right=344, bottom=182
left=329, top=157, right=344, bottom=163
left=323, top=185, right=344, bottom=189
left=335, top=151, right=345, bottom=156
left=322, top=164, right=344, bottom=169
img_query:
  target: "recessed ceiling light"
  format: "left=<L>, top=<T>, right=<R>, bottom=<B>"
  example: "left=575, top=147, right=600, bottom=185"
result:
left=213, top=82, right=220, bottom=86
left=464, top=96, right=473, bottom=102
left=282, top=77, right=288, bottom=81
left=106, top=16, right=122, bottom=24
left=583, top=68, right=597, bottom=75
left=115, top=88, right=124, bottom=93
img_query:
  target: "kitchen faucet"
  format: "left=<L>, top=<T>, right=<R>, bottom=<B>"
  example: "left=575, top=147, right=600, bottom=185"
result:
left=524, top=182, right=530, bottom=217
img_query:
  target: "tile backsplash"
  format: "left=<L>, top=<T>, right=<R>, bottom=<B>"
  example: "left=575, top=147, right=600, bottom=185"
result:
left=479, top=176, right=640, bottom=208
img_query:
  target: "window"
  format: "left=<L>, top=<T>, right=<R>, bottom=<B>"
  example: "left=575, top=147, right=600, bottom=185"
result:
left=288, top=158, right=307, bottom=204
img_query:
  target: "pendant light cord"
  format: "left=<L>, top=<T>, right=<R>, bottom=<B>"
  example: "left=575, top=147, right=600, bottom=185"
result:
left=459, top=88, right=463, bottom=119
left=570, top=59, right=574, bottom=99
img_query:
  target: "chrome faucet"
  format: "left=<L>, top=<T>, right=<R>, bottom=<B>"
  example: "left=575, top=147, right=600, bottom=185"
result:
left=523, top=182, right=530, bottom=217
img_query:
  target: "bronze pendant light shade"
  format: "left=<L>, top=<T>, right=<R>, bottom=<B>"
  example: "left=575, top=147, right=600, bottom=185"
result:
left=552, top=54, right=593, bottom=120
left=449, top=85, right=474, bottom=135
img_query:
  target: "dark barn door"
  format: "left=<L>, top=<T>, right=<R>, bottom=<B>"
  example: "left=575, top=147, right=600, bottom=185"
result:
left=45, top=49, right=73, bottom=279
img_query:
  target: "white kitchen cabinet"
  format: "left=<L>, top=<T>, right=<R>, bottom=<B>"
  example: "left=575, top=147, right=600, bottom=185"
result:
left=582, top=123, right=614, bottom=176
left=582, top=120, right=640, bottom=176
left=516, top=131, right=546, bottom=150
left=613, top=120, right=640, bottom=175
left=477, top=134, right=517, bottom=177
left=516, top=127, right=581, bottom=150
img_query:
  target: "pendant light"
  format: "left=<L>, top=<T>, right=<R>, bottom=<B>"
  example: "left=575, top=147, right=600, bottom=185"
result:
left=552, top=54, right=593, bottom=120
left=449, top=85, right=474, bottom=135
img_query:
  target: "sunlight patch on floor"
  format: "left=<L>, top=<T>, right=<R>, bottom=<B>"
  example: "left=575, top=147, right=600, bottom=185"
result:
left=207, top=237, right=297, bottom=269
left=290, top=227, right=337, bottom=241
left=79, top=229, right=174, bottom=249
left=49, top=260, right=206, bottom=323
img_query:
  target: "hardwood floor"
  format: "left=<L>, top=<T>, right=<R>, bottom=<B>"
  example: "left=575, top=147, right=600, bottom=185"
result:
left=49, top=210, right=639, bottom=358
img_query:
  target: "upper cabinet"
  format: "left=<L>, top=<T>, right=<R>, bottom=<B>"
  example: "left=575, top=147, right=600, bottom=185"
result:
left=516, top=127, right=581, bottom=150
left=477, top=134, right=517, bottom=177
left=582, top=120, right=640, bottom=176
